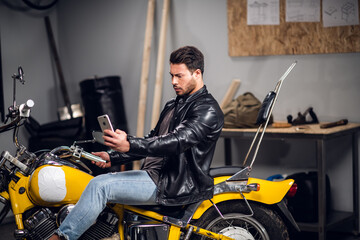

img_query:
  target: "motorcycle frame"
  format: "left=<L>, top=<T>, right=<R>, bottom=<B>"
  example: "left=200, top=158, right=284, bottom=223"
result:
left=115, top=205, right=234, bottom=240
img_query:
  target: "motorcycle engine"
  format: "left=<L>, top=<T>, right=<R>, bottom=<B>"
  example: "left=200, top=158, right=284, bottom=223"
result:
left=23, top=208, right=57, bottom=240
left=123, top=212, right=170, bottom=240
left=23, top=206, right=118, bottom=240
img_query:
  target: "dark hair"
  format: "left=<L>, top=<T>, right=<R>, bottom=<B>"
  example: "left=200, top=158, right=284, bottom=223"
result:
left=169, top=46, right=204, bottom=74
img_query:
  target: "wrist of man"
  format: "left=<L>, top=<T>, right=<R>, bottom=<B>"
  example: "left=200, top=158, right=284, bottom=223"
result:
left=123, top=134, right=132, bottom=152
left=108, top=149, right=137, bottom=165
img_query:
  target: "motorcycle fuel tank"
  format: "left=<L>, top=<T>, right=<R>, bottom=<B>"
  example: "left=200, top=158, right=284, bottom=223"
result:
left=28, top=165, right=93, bottom=206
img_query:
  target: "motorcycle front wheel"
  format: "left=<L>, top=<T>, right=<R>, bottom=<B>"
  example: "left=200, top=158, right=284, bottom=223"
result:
left=193, top=200, right=289, bottom=240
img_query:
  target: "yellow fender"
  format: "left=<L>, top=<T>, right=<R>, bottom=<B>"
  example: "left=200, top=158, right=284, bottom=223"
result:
left=193, top=176, right=294, bottom=220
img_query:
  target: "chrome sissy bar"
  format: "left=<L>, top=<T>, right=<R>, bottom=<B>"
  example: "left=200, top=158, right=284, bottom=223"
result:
left=227, top=61, right=297, bottom=182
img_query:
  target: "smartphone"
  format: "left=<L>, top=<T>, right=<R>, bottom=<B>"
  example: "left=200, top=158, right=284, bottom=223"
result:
left=97, top=114, right=114, bottom=133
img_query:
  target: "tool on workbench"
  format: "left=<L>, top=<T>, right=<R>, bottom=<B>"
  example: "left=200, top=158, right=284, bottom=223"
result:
left=320, top=119, right=348, bottom=129
left=287, top=107, right=319, bottom=125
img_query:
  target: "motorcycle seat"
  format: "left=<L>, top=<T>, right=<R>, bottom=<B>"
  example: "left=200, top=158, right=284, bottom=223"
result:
left=209, top=166, right=245, bottom=177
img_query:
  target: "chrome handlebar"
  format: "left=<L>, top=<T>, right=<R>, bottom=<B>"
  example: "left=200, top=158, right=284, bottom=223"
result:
left=51, top=145, right=106, bottom=163
left=70, top=145, right=106, bottom=163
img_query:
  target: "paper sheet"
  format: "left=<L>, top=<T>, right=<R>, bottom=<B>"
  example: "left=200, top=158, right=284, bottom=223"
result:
left=286, top=0, right=321, bottom=22
left=247, top=0, right=280, bottom=25
left=323, top=0, right=359, bottom=27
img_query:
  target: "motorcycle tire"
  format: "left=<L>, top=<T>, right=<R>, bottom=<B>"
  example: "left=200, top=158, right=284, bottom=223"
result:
left=193, top=200, right=289, bottom=240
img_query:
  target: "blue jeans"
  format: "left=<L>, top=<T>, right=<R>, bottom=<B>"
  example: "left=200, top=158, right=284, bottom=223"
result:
left=56, top=170, right=157, bottom=240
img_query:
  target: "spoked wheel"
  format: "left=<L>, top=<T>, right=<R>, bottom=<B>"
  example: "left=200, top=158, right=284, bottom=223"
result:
left=204, top=213, right=269, bottom=240
left=193, top=201, right=289, bottom=240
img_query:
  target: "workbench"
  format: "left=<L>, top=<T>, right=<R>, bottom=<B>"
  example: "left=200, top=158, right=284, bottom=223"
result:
left=221, top=123, right=360, bottom=240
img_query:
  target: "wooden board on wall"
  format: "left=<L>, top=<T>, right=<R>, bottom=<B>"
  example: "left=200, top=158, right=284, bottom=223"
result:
left=227, top=0, right=360, bottom=56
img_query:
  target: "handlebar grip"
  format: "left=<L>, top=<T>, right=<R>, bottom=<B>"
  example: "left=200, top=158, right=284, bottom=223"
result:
left=19, top=99, right=35, bottom=117
left=24, top=99, right=35, bottom=110
left=81, top=151, right=106, bottom=163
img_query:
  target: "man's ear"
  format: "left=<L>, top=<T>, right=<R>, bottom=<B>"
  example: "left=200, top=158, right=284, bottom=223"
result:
left=193, top=69, right=202, bottom=80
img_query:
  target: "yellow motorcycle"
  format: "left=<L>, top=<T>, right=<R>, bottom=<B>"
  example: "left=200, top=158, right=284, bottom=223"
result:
left=0, top=63, right=299, bottom=240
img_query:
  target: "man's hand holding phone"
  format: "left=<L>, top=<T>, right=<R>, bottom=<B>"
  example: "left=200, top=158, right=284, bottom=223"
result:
left=102, top=129, right=130, bottom=153
left=97, top=114, right=130, bottom=152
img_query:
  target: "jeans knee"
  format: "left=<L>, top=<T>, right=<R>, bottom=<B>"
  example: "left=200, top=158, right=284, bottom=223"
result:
left=88, top=176, right=113, bottom=199
left=87, top=177, right=104, bottom=192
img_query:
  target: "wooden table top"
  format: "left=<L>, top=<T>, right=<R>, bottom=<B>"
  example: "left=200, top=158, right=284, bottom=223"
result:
left=221, top=123, right=360, bottom=139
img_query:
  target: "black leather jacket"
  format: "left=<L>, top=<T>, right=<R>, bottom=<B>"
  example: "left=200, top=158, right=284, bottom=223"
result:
left=110, top=86, right=224, bottom=205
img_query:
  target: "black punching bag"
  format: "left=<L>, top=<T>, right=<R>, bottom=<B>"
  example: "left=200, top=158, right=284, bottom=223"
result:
left=80, top=76, right=128, bottom=147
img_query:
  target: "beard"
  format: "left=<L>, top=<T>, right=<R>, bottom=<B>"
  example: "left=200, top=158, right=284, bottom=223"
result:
left=174, top=76, right=197, bottom=96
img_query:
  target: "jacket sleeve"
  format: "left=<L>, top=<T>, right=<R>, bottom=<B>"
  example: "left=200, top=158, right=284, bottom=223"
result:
left=109, top=151, right=139, bottom=165
left=108, top=129, right=159, bottom=164
left=127, top=103, right=224, bottom=157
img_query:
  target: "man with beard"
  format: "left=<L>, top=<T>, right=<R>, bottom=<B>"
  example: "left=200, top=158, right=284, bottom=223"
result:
left=50, top=46, right=224, bottom=240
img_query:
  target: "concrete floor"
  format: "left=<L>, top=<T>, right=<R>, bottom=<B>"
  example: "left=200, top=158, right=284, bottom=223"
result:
left=1, top=220, right=360, bottom=240
left=0, top=221, right=16, bottom=240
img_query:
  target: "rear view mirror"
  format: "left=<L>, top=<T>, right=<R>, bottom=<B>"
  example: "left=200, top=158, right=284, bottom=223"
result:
left=92, top=131, right=105, bottom=145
